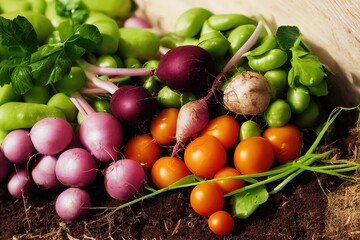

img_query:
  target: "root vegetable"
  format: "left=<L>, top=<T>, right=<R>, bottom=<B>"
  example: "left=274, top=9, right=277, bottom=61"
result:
left=1, top=129, right=35, bottom=165
left=104, top=159, right=145, bottom=201
left=55, top=187, right=92, bottom=221
left=7, top=168, right=33, bottom=198
left=223, top=71, right=272, bottom=115
left=32, top=155, right=62, bottom=189
left=30, top=117, right=73, bottom=155
left=55, top=148, right=98, bottom=187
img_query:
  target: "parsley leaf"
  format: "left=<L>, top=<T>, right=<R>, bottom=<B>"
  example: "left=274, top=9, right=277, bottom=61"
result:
left=275, top=25, right=300, bottom=51
left=55, top=0, right=89, bottom=24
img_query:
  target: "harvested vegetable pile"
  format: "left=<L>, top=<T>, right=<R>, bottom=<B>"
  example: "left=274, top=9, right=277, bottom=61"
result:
left=0, top=0, right=360, bottom=239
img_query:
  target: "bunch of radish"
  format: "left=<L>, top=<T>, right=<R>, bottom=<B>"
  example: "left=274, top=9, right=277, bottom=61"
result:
left=0, top=112, right=146, bottom=221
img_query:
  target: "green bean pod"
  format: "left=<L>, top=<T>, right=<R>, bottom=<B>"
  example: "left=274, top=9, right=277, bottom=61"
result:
left=264, top=69, right=287, bottom=100
left=174, top=8, right=213, bottom=37
left=308, top=79, right=328, bottom=96
left=0, top=84, right=22, bottom=106
left=244, top=35, right=278, bottom=57
left=82, top=0, right=132, bottom=19
left=286, top=86, right=310, bottom=114
left=248, top=49, right=288, bottom=72
left=198, top=31, right=230, bottom=59
left=227, top=24, right=256, bottom=55
left=207, top=13, right=257, bottom=31
left=0, top=102, right=66, bottom=131
left=264, top=99, right=292, bottom=127
left=292, top=98, right=320, bottom=129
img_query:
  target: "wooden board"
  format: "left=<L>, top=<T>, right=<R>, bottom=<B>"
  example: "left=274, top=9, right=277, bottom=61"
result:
left=134, top=0, right=360, bottom=106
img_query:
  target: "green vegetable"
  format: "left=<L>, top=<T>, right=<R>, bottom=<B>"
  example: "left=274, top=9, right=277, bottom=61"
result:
left=264, top=99, right=292, bottom=127
left=0, top=102, right=66, bottom=130
left=207, top=13, right=257, bottom=32
left=292, top=98, right=320, bottom=129
left=308, top=79, right=329, bottom=96
left=91, top=98, right=111, bottom=113
left=286, top=85, right=310, bottom=114
left=198, top=31, right=230, bottom=59
left=157, top=86, right=196, bottom=108
left=247, top=48, right=288, bottom=72
left=230, top=185, right=268, bottom=219
left=82, top=0, right=132, bottom=19
left=118, top=28, right=160, bottom=61
left=53, top=66, right=86, bottom=95
left=48, top=93, right=78, bottom=122
left=0, top=15, right=102, bottom=94
left=0, top=84, right=22, bottom=105
left=276, top=26, right=329, bottom=88
left=239, top=120, right=262, bottom=140
left=23, top=85, right=53, bottom=104
left=174, top=8, right=213, bottom=38
left=227, top=24, right=256, bottom=55
left=264, top=69, right=287, bottom=100
left=243, top=34, right=278, bottom=58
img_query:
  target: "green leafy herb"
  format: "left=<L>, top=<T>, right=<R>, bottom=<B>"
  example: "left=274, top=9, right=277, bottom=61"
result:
left=55, top=0, right=89, bottom=24
left=0, top=11, right=102, bottom=94
left=275, top=25, right=300, bottom=51
left=230, top=185, right=269, bottom=219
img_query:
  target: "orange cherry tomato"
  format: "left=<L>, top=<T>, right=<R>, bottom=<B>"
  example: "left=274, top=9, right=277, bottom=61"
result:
left=124, top=134, right=160, bottom=171
left=208, top=210, right=235, bottom=236
left=150, top=156, right=191, bottom=188
left=190, top=182, right=224, bottom=216
left=150, top=108, right=179, bottom=145
left=184, top=135, right=227, bottom=179
left=233, top=136, right=274, bottom=174
left=263, top=124, right=303, bottom=164
left=213, top=167, right=245, bottom=194
left=200, top=115, right=240, bottom=150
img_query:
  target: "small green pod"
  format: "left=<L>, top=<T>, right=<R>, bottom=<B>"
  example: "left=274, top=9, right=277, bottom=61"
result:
left=207, top=13, right=257, bottom=31
left=286, top=86, right=310, bottom=114
left=83, top=0, right=132, bottom=19
left=96, top=54, right=124, bottom=68
left=85, top=13, right=120, bottom=54
left=0, top=102, right=66, bottom=131
left=118, top=28, right=160, bottom=61
left=264, top=99, right=292, bottom=127
left=143, top=77, right=162, bottom=96
left=48, top=93, right=78, bottom=122
left=248, top=49, right=288, bottom=72
left=157, top=86, right=196, bottom=108
left=239, top=120, right=262, bottom=141
left=23, top=85, right=53, bottom=104
left=200, top=20, right=217, bottom=36
left=264, top=69, right=287, bottom=100
left=227, top=24, right=256, bottom=55
left=244, top=35, right=278, bottom=58
left=198, top=31, right=230, bottom=59
left=53, top=66, right=86, bottom=95
left=0, top=0, right=31, bottom=13
left=0, top=84, right=22, bottom=105
left=174, top=8, right=213, bottom=38
left=292, top=98, right=320, bottom=129
left=91, top=99, right=111, bottom=113
left=308, top=79, right=328, bottom=96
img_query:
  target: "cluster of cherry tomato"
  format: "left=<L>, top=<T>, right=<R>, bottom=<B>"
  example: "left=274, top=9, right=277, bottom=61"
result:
left=124, top=106, right=303, bottom=236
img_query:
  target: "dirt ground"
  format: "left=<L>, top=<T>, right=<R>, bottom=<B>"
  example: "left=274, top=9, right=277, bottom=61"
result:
left=0, top=109, right=359, bottom=240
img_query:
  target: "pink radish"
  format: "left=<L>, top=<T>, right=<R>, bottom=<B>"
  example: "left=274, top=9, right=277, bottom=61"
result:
left=7, top=168, right=33, bottom=198
left=2, top=129, right=35, bottom=165
left=30, top=117, right=73, bottom=155
left=55, top=187, right=91, bottom=221
left=55, top=148, right=98, bottom=187
left=104, top=159, right=145, bottom=201
left=32, top=155, right=63, bottom=189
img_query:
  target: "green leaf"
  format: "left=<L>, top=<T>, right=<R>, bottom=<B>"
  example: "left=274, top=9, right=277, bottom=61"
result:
left=74, top=24, right=103, bottom=51
left=290, top=51, right=327, bottom=87
left=31, top=51, right=72, bottom=85
left=55, top=0, right=89, bottom=24
left=63, top=42, right=86, bottom=59
left=0, top=16, right=38, bottom=57
left=230, top=185, right=269, bottom=219
left=275, top=26, right=300, bottom=51
left=11, top=65, right=33, bottom=94
left=57, top=20, right=77, bottom=41
left=30, top=44, right=63, bottom=63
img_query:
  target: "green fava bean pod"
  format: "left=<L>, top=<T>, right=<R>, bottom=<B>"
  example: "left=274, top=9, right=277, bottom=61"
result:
left=286, top=86, right=310, bottom=114
left=239, top=120, right=262, bottom=141
left=264, top=69, right=288, bottom=100
left=248, top=49, right=288, bottom=72
left=91, top=99, right=111, bottom=113
left=308, top=79, right=328, bottom=96
left=292, top=98, right=320, bottom=129
left=227, top=24, right=256, bottom=55
left=157, top=86, right=196, bottom=109
left=53, top=66, right=86, bottom=95
left=82, top=0, right=132, bottom=19
left=207, top=13, right=257, bottom=32
left=0, top=84, right=22, bottom=105
left=0, top=102, right=66, bottom=131
left=174, top=8, right=213, bottom=38
left=264, top=99, right=292, bottom=127
left=198, top=31, right=230, bottom=59
left=48, top=93, right=78, bottom=122
left=118, top=28, right=160, bottom=61
left=23, top=85, right=53, bottom=104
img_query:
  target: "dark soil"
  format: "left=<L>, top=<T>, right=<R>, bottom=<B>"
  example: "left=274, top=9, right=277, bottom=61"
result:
left=0, top=106, right=358, bottom=240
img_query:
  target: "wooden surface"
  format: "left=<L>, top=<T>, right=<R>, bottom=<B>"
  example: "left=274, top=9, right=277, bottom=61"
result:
left=134, top=0, right=360, bottom=106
